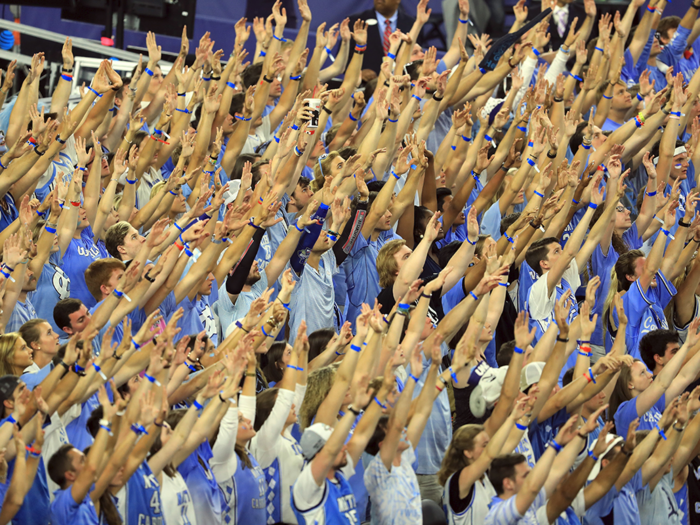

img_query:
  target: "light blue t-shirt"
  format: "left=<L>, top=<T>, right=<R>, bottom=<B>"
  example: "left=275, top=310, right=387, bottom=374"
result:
left=615, top=393, right=666, bottom=435
left=6, top=297, right=37, bottom=333
left=637, top=470, right=681, bottom=525
left=30, top=252, right=71, bottom=334
left=212, top=271, right=268, bottom=341
left=51, top=486, right=99, bottom=525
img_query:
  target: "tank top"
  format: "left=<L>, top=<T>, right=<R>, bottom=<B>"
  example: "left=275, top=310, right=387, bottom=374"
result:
left=443, top=473, right=496, bottom=525
left=225, top=451, right=266, bottom=525
left=160, top=471, right=197, bottom=525
left=292, top=471, right=358, bottom=525
left=124, top=461, right=163, bottom=524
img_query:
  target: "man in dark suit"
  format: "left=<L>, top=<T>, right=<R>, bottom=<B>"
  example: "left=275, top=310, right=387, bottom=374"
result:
left=348, top=0, right=420, bottom=77
left=536, top=0, right=588, bottom=52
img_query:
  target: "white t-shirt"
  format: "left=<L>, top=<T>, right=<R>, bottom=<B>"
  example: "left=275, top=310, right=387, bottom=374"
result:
left=160, top=471, right=198, bottom=525
left=241, top=115, right=272, bottom=155
left=528, top=258, right=581, bottom=321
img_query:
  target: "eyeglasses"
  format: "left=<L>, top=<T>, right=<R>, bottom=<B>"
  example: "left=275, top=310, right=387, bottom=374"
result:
left=616, top=205, right=626, bottom=213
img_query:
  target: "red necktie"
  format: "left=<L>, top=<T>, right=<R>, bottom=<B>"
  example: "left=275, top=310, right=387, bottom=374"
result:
left=383, top=19, right=392, bottom=55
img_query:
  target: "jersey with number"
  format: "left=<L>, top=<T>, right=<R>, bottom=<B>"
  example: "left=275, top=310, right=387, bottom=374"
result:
left=443, top=473, right=496, bottom=525
left=292, top=469, right=359, bottom=525
left=514, top=430, right=537, bottom=469
left=62, top=226, right=103, bottom=309
left=178, top=443, right=225, bottom=525
left=33, top=154, right=74, bottom=203
left=225, top=451, right=266, bottom=525
left=160, top=471, right=197, bottom=525
left=124, top=460, right=163, bottom=525
left=30, top=253, right=70, bottom=333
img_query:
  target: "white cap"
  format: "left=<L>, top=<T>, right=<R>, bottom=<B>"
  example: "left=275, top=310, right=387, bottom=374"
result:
left=587, top=433, right=624, bottom=481
left=300, top=423, right=335, bottom=460
left=520, top=362, right=545, bottom=392
left=469, top=365, right=508, bottom=418
left=223, top=180, right=242, bottom=207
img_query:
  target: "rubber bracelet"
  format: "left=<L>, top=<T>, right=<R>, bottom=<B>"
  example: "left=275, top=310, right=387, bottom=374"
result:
left=131, top=339, right=141, bottom=350
left=409, top=373, right=419, bottom=382
left=387, top=52, right=396, bottom=59
left=248, top=220, right=262, bottom=230
left=144, top=373, right=157, bottom=384
left=392, top=170, right=401, bottom=180
left=449, top=366, right=458, bottom=384
left=0, top=160, right=7, bottom=170
left=588, top=203, right=598, bottom=210
left=412, top=94, right=421, bottom=102
left=588, top=449, right=599, bottom=461
left=572, top=75, right=583, bottom=82
left=451, top=145, right=456, bottom=150
left=527, top=158, right=537, bottom=167
left=498, top=282, right=509, bottom=287
left=290, top=75, right=302, bottom=81
left=387, top=117, right=398, bottom=123
left=661, top=228, right=670, bottom=236
left=528, top=141, right=534, bottom=147
left=579, top=351, right=591, bottom=357
left=261, top=325, right=274, bottom=338
left=637, top=93, right=644, bottom=102
left=655, top=423, right=667, bottom=440
left=130, top=423, right=148, bottom=435
left=291, top=124, right=299, bottom=130
left=61, top=74, right=72, bottom=82
left=504, top=233, right=515, bottom=244
left=572, top=198, right=580, bottom=205
left=184, top=362, right=197, bottom=373
left=548, top=439, right=563, bottom=452
left=350, top=344, right=362, bottom=353
left=517, top=126, right=527, bottom=132
left=355, top=43, right=366, bottom=49
left=436, top=384, right=444, bottom=392
left=532, top=47, right=541, bottom=57
left=87, top=86, right=102, bottom=97
left=112, top=289, right=124, bottom=298
left=595, top=46, right=604, bottom=52
left=293, top=221, right=305, bottom=233
left=466, top=237, right=476, bottom=245
left=201, top=76, right=211, bottom=82
left=533, top=190, right=544, bottom=198
left=144, top=67, right=154, bottom=77
left=462, top=135, right=471, bottom=142
left=602, top=94, right=612, bottom=100
left=484, top=134, right=493, bottom=142
left=588, top=367, right=597, bottom=384
left=514, top=346, right=525, bottom=355
left=459, top=17, right=468, bottom=23
left=175, top=108, right=191, bottom=114
left=582, top=144, right=591, bottom=150
left=515, top=422, right=527, bottom=431
left=44, top=226, right=57, bottom=234
left=193, top=399, right=204, bottom=410
left=324, top=46, right=332, bottom=54
left=646, top=190, right=657, bottom=197
left=479, top=67, right=486, bottom=73
left=125, top=178, right=137, bottom=185
left=177, top=92, right=186, bottom=97
left=469, top=291, right=478, bottom=301
left=374, top=397, right=387, bottom=409
left=100, top=425, right=113, bottom=436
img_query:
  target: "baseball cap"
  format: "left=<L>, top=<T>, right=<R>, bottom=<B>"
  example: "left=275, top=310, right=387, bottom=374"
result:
left=469, top=365, right=508, bottom=418
left=300, top=423, right=335, bottom=460
left=587, top=433, right=624, bottom=481
left=223, top=180, right=242, bottom=208
left=0, top=375, right=20, bottom=406
left=520, top=362, right=545, bottom=392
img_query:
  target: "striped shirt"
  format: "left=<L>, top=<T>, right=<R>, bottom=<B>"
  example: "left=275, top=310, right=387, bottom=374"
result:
left=484, top=488, right=547, bottom=525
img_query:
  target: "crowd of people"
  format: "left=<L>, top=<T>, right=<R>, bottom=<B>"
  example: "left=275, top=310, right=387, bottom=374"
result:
left=0, top=0, right=699, bottom=523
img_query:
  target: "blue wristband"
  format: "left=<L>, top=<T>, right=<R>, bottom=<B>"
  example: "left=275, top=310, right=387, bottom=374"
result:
left=469, top=291, right=478, bottom=301
left=532, top=47, right=541, bottom=57
left=548, top=439, right=563, bottom=452
left=595, top=47, right=604, bottom=52
left=484, top=134, right=493, bottom=142
left=409, top=373, right=419, bottom=382
left=462, top=135, right=471, bottom=142
left=348, top=113, right=358, bottom=122
left=514, top=346, right=524, bottom=354
left=449, top=366, right=458, bottom=384
left=588, top=449, right=599, bottom=461
left=412, top=94, right=421, bottom=102
left=588, top=367, right=596, bottom=384
left=261, top=325, right=274, bottom=338
left=193, top=399, right=204, bottom=410
left=144, top=67, right=154, bottom=77
left=44, top=226, right=57, bottom=234
left=515, top=422, right=527, bottom=431
left=350, top=344, right=362, bottom=353
left=602, top=94, right=612, bottom=100
left=646, top=190, right=657, bottom=197
left=175, top=108, right=191, bottom=114
left=655, top=423, right=667, bottom=440
left=459, top=18, right=468, bottom=23
left=387, top=52, right=396, bottom=59
left=226, top=81, right=236, bottom=89
left=466, top=237, right=476, bottom=245
left=374, top=397, right=387, bottom=409
left=533, top=190, right=544, bottom=198
left=588, top=203, right=598, bottom=210
left=527, top=158, right=536, bottom=167
left=637, top=92, right=644, bottom=101
left=517, top=126, right=527, bottom=132
left=451, top=145, right=456, bottom=150
left=324, top=46, right=332, bottom=54
left=290, top=75, right=302, bottom=81
left=260, top=50, right=266, bottom=57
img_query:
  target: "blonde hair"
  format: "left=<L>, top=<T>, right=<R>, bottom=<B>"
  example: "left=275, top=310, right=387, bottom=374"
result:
left=377, top=239, right=408, bottom=288
left=311, top=152, right=340, bottom=193
left=0, top=334, right=21, bottom=376
left=299, top=364, right=338, bottom=430
left=150, top=181, right=167, bottom=200
left=113, top=193, right=123, bottom=210
left=437, top=424, right=485, bottom=486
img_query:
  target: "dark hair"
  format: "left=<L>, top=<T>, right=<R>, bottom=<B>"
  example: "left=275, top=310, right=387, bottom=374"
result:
left=414, top=206, right=434, bottom=246
left=82, top=445, right=122, bottom=525
left=254, top=387, right=280, bottom=432
left=562, top=367, right=574, bottom=387
left=53, top=299, right=84, bottom=333
left=262, top=342, right=287, bottom=384
left=489, top=453, right=527, bottom=495
left=86, top=405, right=104, bottom=438
left=308, top=328, right=336, bottom=362
left=242, top=63, right=264, bottom=89
left=525, top=237, right=560, bottom=276
left=497, top=340, right=516, bottom=367
left=405, top=60, right=423, bottom=81
left=438, top=241, right=461, bottom=268
left=658, top=16, right=681, bottom=40
left=231, top=154, right=258, bottom=181
left=569, top=122, right=589, bottom=155
left=47, top=443, right=76, bottom=487
left=436, top=188, right=453, bottom=213
left=500, top=213, right=521, bottom=236
left=365, top=416, right=390, bottom=456
left=230, top=93, right=245, bottom=118
left=591, top=205, right=628, bottom=257
left=613, top=249, right=644, bottom=292
left=639, top=329, right=679, bottom=372
left=363, top=77, right=378, bottom=101
left=337, top=146, right=358, bottom=160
